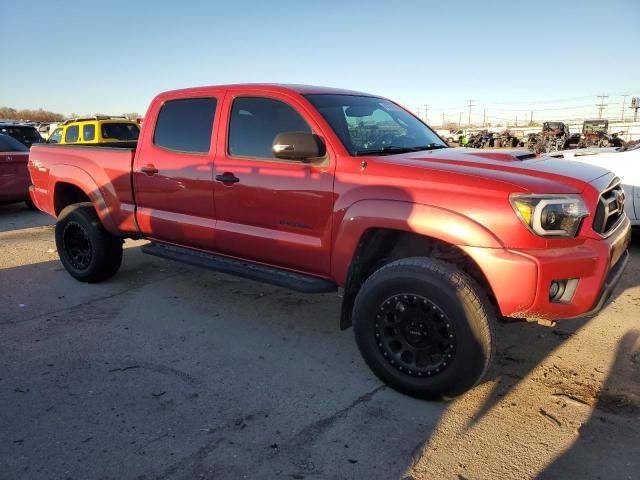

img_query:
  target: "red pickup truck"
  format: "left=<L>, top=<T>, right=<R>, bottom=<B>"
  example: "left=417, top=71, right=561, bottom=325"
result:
left=28, top=84, right=631, bottom=399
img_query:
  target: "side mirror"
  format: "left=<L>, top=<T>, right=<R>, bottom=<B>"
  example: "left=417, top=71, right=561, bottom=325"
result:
left=272, top=132, right=325, bottom=160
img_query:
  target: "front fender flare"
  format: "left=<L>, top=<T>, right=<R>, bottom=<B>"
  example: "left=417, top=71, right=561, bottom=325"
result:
left=331, top=199, right=504, bottom=285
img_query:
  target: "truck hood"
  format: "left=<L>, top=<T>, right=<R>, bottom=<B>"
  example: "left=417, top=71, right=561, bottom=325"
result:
left=378, top=148, right=611, bottom=193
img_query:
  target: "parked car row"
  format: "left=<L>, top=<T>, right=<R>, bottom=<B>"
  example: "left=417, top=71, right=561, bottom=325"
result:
left=23, top=83, right=633, bottom=401
left=0, top=116, right=141, bottom=211
left=0, top=122, right=44, bottom=148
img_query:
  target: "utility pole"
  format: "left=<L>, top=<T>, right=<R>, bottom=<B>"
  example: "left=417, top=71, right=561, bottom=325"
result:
left=442, top=112, right=445, bottom=128
left=621, top=94, right=629, bottom=121
left=530, top=111, right=534, bottom=125
left=483, top=109, right=486, bottom=127
left=459, top=112, right=462, bottom=128
left=423, top=104, right=429, bottom=123
left=631, top=97, right=640, bottom=122
left=515, top=114, right=518, bottom=127
left=597, top=95, right=608, bottom=119
left=467, top=99, right=474, bottom=127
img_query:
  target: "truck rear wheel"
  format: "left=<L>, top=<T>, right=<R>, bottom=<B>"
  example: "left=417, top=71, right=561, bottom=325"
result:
left=352, top=257, right=495, bottom=399
left=55, top=204, right=123, bottom=283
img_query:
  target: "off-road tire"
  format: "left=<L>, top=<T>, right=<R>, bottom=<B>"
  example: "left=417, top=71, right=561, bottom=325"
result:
left=55, top=203, right=123, bottom=282
left=352, top=257, right=495, bottom=399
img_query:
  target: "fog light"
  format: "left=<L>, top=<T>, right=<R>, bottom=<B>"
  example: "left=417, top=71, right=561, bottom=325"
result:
left=549, top=280, right=567, bottom=301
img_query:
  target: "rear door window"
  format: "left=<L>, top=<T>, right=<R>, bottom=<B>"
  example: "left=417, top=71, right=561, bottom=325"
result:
left=228, top=97, right=311, bottom=159
left=153, top=98, right=217, bottom=153
left=65, top=125, right=79, bottom=143
left=83, top=124, right=96, bottom=142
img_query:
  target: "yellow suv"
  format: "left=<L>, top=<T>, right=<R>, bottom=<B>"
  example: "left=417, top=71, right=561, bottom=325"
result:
left=48, top=116, right=140, bottom=145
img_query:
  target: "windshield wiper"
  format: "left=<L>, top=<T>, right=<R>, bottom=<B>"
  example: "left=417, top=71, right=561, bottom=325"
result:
left=354, top=143, right=447, bottom=156
left=410, top=143, right=448, bottom=152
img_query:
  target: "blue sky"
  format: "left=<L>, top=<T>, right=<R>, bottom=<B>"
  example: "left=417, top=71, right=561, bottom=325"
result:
left=3, top=0, right=639, bottom=124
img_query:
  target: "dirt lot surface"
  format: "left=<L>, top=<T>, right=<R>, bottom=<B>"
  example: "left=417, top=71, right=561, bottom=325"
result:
left=1, top=203, right=639, bottom=480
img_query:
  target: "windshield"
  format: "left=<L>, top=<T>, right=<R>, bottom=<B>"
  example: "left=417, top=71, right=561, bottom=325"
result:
left=0, top=125, right=42, bottom=147
left=583, top=121, right=607, bottom=133
left=304, top=94, right=447, bottom=155
left=0, top=133, right=29, bottom=152
left=101, top=122, right=140, bottom=141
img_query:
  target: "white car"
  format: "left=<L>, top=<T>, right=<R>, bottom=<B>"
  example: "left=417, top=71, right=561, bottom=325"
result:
left=546, top=143, right=639, bottom=225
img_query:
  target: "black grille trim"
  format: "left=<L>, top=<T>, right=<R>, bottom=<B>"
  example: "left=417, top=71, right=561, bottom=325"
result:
left=593, top=178, right=625, bottom=236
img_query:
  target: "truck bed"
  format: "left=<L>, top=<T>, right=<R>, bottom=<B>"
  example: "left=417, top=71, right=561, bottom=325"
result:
left=29, top=143, right=139, bottom=236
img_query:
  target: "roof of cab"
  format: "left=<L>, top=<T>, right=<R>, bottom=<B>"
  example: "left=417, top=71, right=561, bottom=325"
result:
left=158, top=83, right=375, bottom=98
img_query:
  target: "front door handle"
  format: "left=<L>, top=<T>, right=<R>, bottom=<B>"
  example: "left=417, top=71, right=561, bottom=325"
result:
left=141, top=165, right=159, bottom=175
left=215, top=173, right=240, bottom=184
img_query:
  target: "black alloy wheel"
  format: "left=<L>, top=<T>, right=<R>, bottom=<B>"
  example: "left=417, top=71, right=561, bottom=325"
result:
left=62, top=221, right=93, bottom=271
left=374, top=294, right=456, bottom=377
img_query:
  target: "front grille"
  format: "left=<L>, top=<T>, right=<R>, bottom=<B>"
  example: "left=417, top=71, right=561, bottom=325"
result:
left=593, top=178, right=625, bottom=235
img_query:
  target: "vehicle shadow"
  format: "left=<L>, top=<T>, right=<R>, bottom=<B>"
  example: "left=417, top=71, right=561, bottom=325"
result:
left=2, top=231, right=637, bottom=479
left=532, top=229, right=640, bottom=478
left=0, top=202, right=52, bottom=233
left=536, top=330, right=640, bottom=479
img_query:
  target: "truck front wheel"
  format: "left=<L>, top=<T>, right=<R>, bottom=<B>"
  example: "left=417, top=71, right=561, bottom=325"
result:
left=352, top=257, right=495, bottom=399
left=55, top=204, right=123, bottom=283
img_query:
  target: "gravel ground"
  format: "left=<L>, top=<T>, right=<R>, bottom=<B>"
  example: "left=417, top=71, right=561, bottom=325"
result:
left=1, top=202, right=638, bottom=480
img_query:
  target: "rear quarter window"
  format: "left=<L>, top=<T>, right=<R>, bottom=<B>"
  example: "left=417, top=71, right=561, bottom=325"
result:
left=153, top=98, right=217, bottom=153
left=101, top=123, right=139, bottom=141
left=0, top=134, right=28, bottom=152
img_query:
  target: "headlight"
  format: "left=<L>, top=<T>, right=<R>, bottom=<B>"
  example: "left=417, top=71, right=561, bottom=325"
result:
left=510, top=194, right=588, bottom=237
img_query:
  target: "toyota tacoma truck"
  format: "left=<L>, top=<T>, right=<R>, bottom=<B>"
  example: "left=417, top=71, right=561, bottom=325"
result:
left=28, top=84, right=631, bottom=399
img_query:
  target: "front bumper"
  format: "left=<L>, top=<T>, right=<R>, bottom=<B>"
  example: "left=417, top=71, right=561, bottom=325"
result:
left=462, top=216, right=632, bottom=321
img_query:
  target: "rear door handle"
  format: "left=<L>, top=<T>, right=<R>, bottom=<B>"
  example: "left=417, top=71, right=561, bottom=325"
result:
left=215, top=173, right=240, bottom=184
left=141, top=165, right=159, bottom=175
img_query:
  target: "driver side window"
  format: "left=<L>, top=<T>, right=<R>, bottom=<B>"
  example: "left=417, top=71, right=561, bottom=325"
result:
left=228, top=97, right=311, bottom=159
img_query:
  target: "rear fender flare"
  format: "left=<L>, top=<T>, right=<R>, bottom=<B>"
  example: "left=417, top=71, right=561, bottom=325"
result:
left=49, top=164, right=117, bottom=234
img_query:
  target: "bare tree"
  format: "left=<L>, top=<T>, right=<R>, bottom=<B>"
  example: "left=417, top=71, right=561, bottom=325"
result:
left=0, top=107, right=65, bottom=122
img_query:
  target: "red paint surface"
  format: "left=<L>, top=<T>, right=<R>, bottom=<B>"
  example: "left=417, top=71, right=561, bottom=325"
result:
left=0, top=151, right=30, bottom=203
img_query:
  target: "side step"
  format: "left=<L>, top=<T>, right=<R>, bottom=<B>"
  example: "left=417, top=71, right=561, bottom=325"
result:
left=141, top=242, right=337, bottom=294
